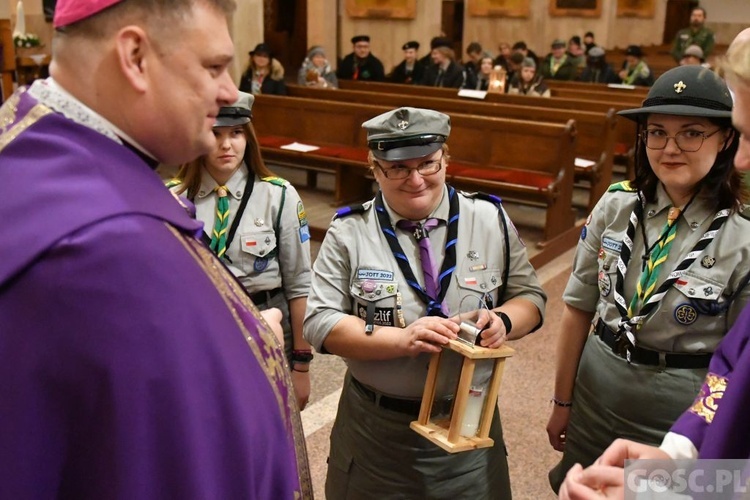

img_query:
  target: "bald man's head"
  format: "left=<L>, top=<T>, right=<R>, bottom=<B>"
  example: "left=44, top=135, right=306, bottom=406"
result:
left=724, top=28, right=750, bottom=85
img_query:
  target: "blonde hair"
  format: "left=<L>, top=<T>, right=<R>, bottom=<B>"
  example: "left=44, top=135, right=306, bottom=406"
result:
left=722, top=35, right=750, bottom=86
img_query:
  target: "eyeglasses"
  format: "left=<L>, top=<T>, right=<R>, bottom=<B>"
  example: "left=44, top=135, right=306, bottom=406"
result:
left=376, top=155, right=443, bottom=180
left=641, top=128, right=722, bottom=153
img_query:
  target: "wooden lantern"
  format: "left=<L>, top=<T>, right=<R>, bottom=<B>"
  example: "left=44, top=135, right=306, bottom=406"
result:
left=410, top=339, right=514, bottom=453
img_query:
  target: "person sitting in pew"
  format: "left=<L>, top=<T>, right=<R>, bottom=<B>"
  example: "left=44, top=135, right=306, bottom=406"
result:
left=464, top=55, right=494, bottom=91
left=337, top=35, right=386, bottom=82
left=512, top=40, right=540, bottom=66
left=494, top=42, right=513, bottom=71
left=679, top=44, right=709, bottom=68
left=541, top=38, right=578, bottom=81
left=508, top=57, right=551, bottom=97
left=618, top=45, right=654, bottom=87
left=578, top=46, right=619, bottom=84
left=388, top=41, right=424, bottom=85
left=583, top=32, right=596, bottom=55
left=239, top=43, right=287, bottom=96
left=567, top=36, right=587, bottom=69
left=421, top=40, right=466, bottom=88
left=298, top=45, right=338, bottom=89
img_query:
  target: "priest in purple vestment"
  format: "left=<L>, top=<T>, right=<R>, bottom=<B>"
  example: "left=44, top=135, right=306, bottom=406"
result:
left=557, top=28, right=750, bottom=500
left=0, top=0, right=311, bottom=498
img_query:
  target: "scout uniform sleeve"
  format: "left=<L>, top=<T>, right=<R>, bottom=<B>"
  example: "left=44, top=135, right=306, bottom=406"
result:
left=563, top=193, right=611, bottom=312
left=500, top=206, right=547, bottom=320
left=303, top=221, right=353, bottom=352
left=277, top=183, right=312, bottom=299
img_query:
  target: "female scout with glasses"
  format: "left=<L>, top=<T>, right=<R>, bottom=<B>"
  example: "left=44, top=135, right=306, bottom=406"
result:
left=168, top=92, right=313, bottom=409
left=547, top=65, right=750, bottom=492
left=304, top=107, right=546, bottom=498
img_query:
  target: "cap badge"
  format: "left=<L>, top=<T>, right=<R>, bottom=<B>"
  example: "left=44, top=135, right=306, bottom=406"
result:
left=674, top=81, right=687, bottom=94
left=397, top=120, right=409, bottom=130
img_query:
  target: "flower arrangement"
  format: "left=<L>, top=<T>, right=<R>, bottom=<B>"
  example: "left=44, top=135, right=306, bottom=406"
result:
left=14, top=33, right=41, bottom=48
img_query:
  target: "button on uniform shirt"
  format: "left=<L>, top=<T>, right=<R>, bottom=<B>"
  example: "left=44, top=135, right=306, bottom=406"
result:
left=180, top=164, right=311, bottom=299
left=564, top=183, right=750, bottom=353
left=304, top=187, right=546, bottom=397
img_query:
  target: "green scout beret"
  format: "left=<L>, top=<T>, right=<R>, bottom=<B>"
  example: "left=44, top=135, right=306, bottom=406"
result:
left=215, top=91, right=254, bottom=128
left=618, top=66, right=732, bottom=122
left=363, top=107, right=451, bottom=162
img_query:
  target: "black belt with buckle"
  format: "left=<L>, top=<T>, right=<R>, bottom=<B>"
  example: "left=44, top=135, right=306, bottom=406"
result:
left=594, top=319, right=712, bottom=369
left=249, top=287, right=282, bottom=306
left=351, top=377, right=453, bottom=416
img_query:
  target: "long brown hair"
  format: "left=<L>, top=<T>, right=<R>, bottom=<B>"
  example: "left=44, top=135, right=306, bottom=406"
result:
left=173, top=121, right=275, bottom=199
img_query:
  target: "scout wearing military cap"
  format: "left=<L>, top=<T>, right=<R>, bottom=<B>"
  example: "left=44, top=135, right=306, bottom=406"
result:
left=548, top=64, right=749, bottom=494
left=167, top=91, right=313, bottom=407
left=363, top=107, right=449, bottom=161
left=305, top=106, right=545, bottom=497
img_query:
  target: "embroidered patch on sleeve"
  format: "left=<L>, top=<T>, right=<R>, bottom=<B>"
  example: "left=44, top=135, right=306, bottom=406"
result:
left=688, top=372, right=728, bottom=424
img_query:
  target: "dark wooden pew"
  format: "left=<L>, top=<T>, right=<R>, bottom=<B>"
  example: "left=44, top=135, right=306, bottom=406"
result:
left=252, top=94, right=577, bottom=243
left=337, top=79, right=638, bottom=166
left=287, top=84, right=616, bottom=211
left=546, top=79, right=650, bottom=98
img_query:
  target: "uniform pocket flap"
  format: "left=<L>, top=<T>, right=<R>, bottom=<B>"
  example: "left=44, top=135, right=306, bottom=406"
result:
left=674, top=272, right=724, bottom=301
left=240, top=230, right=277, bottom=258
left=455, top=269, right=503, bottom=294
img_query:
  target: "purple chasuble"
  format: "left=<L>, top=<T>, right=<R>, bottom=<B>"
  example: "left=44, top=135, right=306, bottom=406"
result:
left=0, top=88, right=312, bottom=498
left=670, top=302, right=750, bottom=459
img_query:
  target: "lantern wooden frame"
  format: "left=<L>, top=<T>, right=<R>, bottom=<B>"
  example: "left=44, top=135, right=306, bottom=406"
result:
left=410, top=339, right=514, bottom=453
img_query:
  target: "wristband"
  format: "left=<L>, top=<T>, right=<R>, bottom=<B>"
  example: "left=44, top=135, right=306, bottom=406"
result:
left=497, top=311, right=512, bottom=334
left=292, top=350, right=314, bottom=363
left=551, top=397, right=573, bottom=408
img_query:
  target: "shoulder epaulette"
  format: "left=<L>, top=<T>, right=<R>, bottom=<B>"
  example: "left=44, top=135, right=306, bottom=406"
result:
left=165, top=178, right=182, bottom=189
left=333, top=201, right=371, bottom=220
left=607, top=180, right=636, bottom=193
left=261, top=176, right=288, bottom=187
left=462, top=191, right=503, bottom=207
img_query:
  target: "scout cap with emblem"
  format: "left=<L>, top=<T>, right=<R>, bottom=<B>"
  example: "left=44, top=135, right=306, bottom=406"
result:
left=363, top=107, right=451, bottom=162
left=214, top=91, right=254, bottom=127
left=618, top=65, right=733, bottom=122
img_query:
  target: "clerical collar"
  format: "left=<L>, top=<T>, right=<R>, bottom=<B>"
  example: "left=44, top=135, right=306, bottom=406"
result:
left=380, top=186, right=449, bottom=226
left=29, top=78, right=158, bottom=164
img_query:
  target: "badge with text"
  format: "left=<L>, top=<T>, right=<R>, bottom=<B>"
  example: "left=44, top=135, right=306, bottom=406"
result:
left=357, top=269, right=395, bottom=281
left=602, top=237, right=622, bottom=253
left=356, top=304, right=395, bottom=326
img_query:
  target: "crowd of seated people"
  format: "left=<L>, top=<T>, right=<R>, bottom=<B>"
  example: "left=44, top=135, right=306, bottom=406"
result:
left=245, top=29, right=727, bottom=95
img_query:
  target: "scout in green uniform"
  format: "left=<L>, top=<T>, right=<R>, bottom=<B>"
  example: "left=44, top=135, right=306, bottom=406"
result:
left=671, top=7, right=716, bottom=62
left=547, top=65, right=749, bottom=493
left=304, top=107, right=547, bottom=498
left=168, top=92, right=313, bottom=409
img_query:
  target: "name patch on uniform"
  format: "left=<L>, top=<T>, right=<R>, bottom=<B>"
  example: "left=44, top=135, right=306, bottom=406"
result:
left=602, top=237, right=622, bottom=253
left=356, top=304, right=395, bottom=326
left=357, top=269, right=394, bottom=281
left=299, top=225, right=310, bottom=243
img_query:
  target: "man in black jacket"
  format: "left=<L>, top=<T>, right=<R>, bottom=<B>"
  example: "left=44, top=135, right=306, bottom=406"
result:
left=337, top=35, right=385, bottom=82
left=388, top=41, right=424, bottom=84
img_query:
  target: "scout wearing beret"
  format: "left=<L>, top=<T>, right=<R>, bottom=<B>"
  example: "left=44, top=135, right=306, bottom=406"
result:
left=337, top=34, right=386, bottom=82
left=388, top=40, right=424, bottom=85
left=167, top=92, right=314, bottom=410
left=304, top=107, right=546, bottom=498
left=548, top=65, right=750, bottom=493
